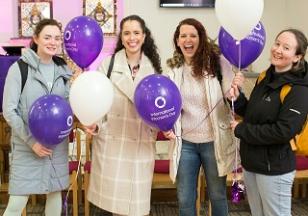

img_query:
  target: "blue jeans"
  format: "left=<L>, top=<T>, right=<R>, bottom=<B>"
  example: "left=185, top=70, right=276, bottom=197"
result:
left=243, top=169, right=295, bottom=216
left=176, top=140, right=228, bottom=216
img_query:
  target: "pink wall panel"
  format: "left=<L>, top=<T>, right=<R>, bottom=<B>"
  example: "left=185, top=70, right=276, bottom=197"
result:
left=0, top=0, right=124, bottom=69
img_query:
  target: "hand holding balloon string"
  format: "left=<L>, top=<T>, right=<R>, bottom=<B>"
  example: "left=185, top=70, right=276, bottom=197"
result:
left=83, top=123, right=99, bottom=135
left=32, top=142, right=53, bottom=157
left=162, top=129, right=176, bottom=140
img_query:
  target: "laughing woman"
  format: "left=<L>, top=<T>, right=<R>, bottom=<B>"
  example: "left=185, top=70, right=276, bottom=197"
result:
left=163, top=18, right=237, bottom=216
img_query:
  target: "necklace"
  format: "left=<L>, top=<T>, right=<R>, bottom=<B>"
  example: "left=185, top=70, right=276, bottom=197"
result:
left=129, top=64, right=140, bottom=79
left=131, top=64, right=140, bottom=78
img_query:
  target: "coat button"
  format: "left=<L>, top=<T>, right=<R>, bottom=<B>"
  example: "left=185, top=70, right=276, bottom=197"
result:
left=220, top=123, right=227, bottom=129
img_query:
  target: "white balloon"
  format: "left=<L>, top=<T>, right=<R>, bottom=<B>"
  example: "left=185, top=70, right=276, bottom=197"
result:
left=69, top=71, right=114, bottom=126
left=215, top=0, right=264, bottom=40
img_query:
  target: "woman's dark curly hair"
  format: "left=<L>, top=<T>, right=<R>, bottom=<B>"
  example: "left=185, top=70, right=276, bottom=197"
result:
left=114, top=15, right=162, bottom=74
left=167, top=18, right=221, bottom=82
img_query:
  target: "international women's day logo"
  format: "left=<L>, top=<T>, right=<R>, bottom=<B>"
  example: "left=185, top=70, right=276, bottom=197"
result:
left=155, top=96, right=166, bottom=109
left=134, top=74, right=182, bottom=131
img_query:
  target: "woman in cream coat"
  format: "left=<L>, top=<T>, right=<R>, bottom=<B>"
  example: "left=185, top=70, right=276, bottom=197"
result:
left=85, top=15, right=162, bottom=216
left=164, top=18, right=238, bottom=216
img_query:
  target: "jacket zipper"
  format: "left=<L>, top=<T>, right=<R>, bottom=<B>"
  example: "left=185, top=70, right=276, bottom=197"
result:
left=50, top=74, right=64, bottom=94
left=266, top=148, right=271, bottom=172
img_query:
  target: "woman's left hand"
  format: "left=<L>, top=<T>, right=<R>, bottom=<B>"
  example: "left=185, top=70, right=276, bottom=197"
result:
left=162, top=130, right=176, bottom=140
left=83, top=124, right=98, bottom=135
left=232, top=72, right=245, bottom=88
left=230, top=120, right=239, bottom=131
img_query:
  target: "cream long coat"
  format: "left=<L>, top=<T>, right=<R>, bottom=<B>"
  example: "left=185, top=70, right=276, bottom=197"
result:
left=166, top=56, right=240, bottom=182
left=87, top=49, right=158, bottom=216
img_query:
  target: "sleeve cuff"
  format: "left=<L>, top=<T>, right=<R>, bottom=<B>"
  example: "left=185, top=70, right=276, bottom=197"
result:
left=26, top=137, right=36, bottom=148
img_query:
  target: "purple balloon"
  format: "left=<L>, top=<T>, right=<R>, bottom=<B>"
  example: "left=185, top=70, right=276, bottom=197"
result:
left=134, top=74, right=182, bottom=131
left=64, top=16, right=103, bottom=69
left=231, top=181, right=246, bottom=204
left=219, top=22, right=266, bottom=69
left=28, top=95, right=73, bottom=146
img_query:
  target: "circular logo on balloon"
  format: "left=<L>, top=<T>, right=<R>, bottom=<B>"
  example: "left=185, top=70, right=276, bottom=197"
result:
left=155, top=96, right=166, bottom=109
left=67, top=115, right=73, bottom=127
left=64, top=30, right=71, bottom=41
left=254, top=22, right=262, bottom=31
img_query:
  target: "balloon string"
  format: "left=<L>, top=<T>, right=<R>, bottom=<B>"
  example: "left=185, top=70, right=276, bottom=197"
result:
left=230, top=96, right=239, bottom=182
left=237, top=40, right=242, bottom=72
left=231, top=97, right=235, bottom=121
left=48, top=155, right=67, bottom=213
left=49, top=155, right=64, bottom=190
left=233, top=138, right=240, bottom=181
left=181, top=87, right=234, bottom=137
left=231, top=40, right=241, bottom=182
left=173, top=85, right=241, bottom=181
left=62, top=128, right=83, bottom=216
left=231, top=69, right=246, bottom=200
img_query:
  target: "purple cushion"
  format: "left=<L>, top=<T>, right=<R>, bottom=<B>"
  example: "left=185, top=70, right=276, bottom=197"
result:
left=154, top=160, right=169, bottom=173
left=84, top=161, right=91, bottom=172
left=69, top=130, right=74, bottom=142
left=69, top=161, right=79, bottom=174
left=296, top=156, right=308, bottom=170
left=157, top=131, right=168, bottom=141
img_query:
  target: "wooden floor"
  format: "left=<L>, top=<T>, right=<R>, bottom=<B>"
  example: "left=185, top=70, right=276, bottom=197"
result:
left=1, top=198, right=308, bottom=216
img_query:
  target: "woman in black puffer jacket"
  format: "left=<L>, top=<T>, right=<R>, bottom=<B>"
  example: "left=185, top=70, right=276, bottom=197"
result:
left=229, top=29, right=308, bottom=216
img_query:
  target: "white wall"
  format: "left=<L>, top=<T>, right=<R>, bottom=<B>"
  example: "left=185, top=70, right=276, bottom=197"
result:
left=124, top=0, right=308, bottom=73
left=124, top=0, right=220, bottom=71
left=286, top=0, right=308, bottom=39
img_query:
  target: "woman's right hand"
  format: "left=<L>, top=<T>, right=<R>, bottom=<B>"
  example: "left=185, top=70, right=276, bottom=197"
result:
left=162, top=130, right=176, bottom=140
left=83, top=124, right=98, bottom=135
left=233, top=72, right=245, bottom=88
left=228, top=72, right=245, bottom=101
left=32, top=143, right=53, bottom=157
left=229, top=84, right=241, bottom=101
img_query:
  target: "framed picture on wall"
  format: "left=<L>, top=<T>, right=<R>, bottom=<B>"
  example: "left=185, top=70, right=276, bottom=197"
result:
left=18, top=0, right=53, bottom=38
left=83, top=0, right=117, bottom=36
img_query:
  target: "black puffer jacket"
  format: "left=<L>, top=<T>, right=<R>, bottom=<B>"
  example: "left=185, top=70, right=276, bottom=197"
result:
left=234, top=61, right=308, bottom=175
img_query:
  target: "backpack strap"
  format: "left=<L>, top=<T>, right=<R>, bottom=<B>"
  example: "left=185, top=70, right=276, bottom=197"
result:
left=256, top=70, right=267, bottom=84
left=17, top=59, right=28, bottom=94
left=280, top=84, right=292, bottom=103
left=107, top=54, right=115, bottom=79
left=17, top=58, right=69, bottom=93
left=52, top=55, right=67, bottom=66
